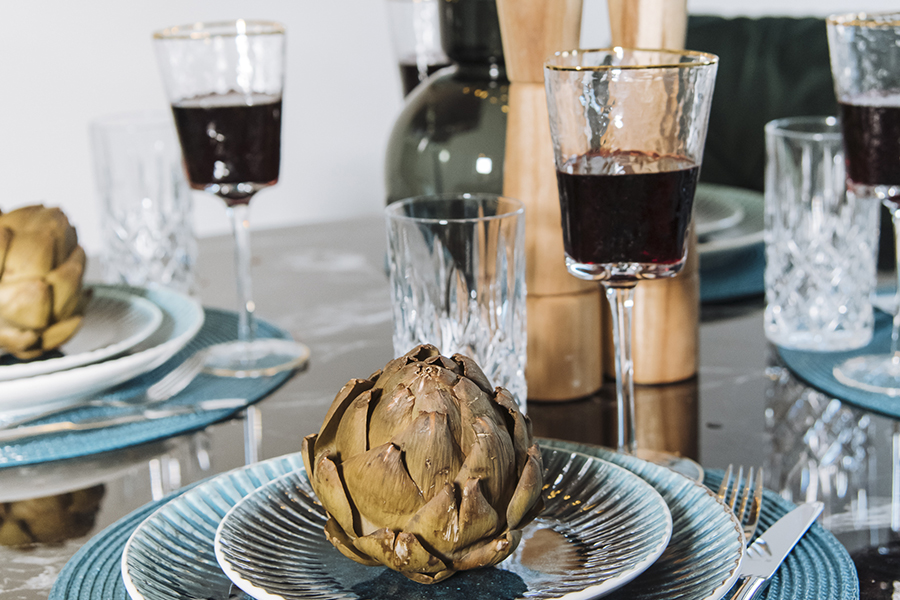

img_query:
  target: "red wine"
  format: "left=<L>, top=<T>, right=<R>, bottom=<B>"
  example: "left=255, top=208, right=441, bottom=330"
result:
left=172, top=92, right=281, bottom=204
left=555, top=150, right=699, bottom=277
left=399, top=61, right=450, bottom=97
left=840, top=99, right=900, bottom=187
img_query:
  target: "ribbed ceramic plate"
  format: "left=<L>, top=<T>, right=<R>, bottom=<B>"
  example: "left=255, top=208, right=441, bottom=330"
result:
left=122, top=453, right=308, bottom=600
left=215, top=448, right=672, bottom=600
left=695, top=188, right=745, bottom=238
left=697, top=184, right=765, bottom=268
left=0, top=284, right=203, bottom=419
left=0, top=287, right=163, bottom=382
left=540, top=440, right=745, bottom=600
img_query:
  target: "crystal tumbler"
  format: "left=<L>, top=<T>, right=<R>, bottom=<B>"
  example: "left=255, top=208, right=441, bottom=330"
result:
left=385, top=194, right=527, bottom=409
left=91, top=111, right=196, bottom=295
left=764, top=116, right=879, bottom=351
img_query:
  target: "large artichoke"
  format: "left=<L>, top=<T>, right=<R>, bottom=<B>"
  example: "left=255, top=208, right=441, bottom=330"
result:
left=302, top=344, right=543, bottom=584
left=0, top=205, right=87, bottom=359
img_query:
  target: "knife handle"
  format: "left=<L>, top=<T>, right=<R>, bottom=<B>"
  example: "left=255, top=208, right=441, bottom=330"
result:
left=732, top=575, right=768, bottom=600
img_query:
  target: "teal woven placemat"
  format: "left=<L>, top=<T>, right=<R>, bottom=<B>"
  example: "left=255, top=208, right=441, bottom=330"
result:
left=50, top=443, right=858, bottom=600
left=0, top=308, right=294, bottom=467
left=777, top=310, right=900, bottom=420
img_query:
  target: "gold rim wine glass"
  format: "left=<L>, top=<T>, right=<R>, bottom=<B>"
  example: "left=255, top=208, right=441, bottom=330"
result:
left=153, top=20, right=310, bottom=377
left=544, top=48, right=718, bottom=454
left=828, top=12, right=900, bottom=395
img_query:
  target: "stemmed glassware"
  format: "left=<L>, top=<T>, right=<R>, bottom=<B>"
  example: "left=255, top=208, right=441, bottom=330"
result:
left=828, top=13, right=900, bottom=395
left=154, top=20, right=309, bottom=377
left=544, top=49, right=717, bottom=453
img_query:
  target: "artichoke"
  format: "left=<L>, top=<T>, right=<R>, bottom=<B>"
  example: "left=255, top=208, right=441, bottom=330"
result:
left=0, top=205, right=87, bottom=359
left=302, top=344, right=543, bottom=584
left=0, top=485, right=106, bottom=546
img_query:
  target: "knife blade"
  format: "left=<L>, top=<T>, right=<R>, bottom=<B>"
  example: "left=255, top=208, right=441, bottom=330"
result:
left=732, top=501, right=824, bottom=600
left=0, top=398, right=249, bottom=443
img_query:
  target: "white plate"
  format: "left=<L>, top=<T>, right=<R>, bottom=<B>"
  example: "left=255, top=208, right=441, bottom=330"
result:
left=0, top=284, right=204, bottom=419
left=122, top=443, right=743, bottom=600
left=215, top=448, right=672, bottom=600
left=694, top=189, right=745, bottom=238
left=0, top=287, right=164, bottom=382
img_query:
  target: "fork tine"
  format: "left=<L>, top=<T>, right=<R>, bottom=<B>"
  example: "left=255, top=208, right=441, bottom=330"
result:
left=717, top=464, right=733, bottom=503
left=730, top=465, right=744, bottom=512
left=146, top=352, right=206, bottom=401
left=744, top=467, right=764, bottom=541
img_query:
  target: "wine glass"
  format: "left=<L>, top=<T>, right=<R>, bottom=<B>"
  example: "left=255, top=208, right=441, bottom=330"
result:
left=153, top=20, right=309, bottom=377
left=828, top=13, right=900, bottom=395
left=544, top=49, right=718, bottom=454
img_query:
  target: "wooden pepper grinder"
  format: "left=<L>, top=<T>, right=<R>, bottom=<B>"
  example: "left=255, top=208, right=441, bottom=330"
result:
left=603, top=0, right=700, bottom=385
left=495, top=0, right=604, bottom=402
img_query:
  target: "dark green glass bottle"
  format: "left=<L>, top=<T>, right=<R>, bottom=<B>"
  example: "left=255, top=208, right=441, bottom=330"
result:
left=384, top=0, right=508, bottom=204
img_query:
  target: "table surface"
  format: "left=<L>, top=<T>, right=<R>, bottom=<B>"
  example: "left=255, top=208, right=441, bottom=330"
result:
left=0, top=215, right=892, bottom=599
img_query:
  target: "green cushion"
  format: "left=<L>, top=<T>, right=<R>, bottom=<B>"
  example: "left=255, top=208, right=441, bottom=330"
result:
left=686, top=15, right=838, bottom=192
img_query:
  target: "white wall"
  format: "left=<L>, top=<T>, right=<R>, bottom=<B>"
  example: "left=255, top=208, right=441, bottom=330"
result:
left=2, top=0, right=898, bottom=255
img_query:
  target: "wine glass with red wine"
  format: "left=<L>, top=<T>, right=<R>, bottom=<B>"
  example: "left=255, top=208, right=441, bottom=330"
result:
left=544, top=49, right=718, bottom=454
left=154, top=20, right=309, bottom=377
left=828, top=13, right=900, bottom=395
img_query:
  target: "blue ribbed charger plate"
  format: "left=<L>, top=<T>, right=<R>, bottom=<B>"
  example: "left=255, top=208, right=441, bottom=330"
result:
left=0, top=302, right=295, bottom=467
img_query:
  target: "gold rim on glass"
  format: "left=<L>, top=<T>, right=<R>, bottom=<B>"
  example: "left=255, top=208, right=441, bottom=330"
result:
left=545, top=47, right=718, bottom=71
left=827, top=11, right=900, bottom=27
left=153, top=19, right=284, bottom=40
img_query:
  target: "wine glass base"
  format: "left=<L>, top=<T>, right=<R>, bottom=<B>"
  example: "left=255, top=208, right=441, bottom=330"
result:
left=833, top=354, right=900, bottom=396
left=202, top=339, right=310, bottom=378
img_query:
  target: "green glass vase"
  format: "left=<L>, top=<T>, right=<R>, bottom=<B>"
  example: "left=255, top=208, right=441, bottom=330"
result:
left=385, top=0, right=508, bottom=204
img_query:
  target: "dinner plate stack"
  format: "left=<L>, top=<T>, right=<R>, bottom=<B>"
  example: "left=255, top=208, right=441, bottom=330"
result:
left=119, top=444, right=749, bottom=600
left=0, top=284, right=204, bottom=421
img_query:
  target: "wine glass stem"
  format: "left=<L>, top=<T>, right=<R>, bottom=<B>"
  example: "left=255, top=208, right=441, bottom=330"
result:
left=890, top=204, right=900, bottom=362
left=604, top=284, right=637, bottom=455
left=226, top=202, right=257, bottom=344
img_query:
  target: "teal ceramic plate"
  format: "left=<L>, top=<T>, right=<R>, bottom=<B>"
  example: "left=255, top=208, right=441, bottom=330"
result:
left=213, top=448, right=673, bottom=600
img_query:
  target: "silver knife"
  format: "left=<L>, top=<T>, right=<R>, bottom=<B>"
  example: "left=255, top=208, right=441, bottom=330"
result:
left=732, top=501, right=824, bottom=600
left=0, top=398, right=249, bottom=443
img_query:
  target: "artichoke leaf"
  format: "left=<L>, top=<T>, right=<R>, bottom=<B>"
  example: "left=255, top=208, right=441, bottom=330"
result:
left=407, top=367, right=463, bottom=425
left=505, top=443, right=544, bottom=530
left=310, top=453, right=359, bottom=539
left=455, top=377, right=505, bottom=440
left=451, top=353, right=493, bottom=394
left=342, top=443, right=424, bottom=533
left=454, top=416, right=514, bottom=508
left=2, top=231, right=56, bottom=281
left=456, top=477, right=500, bottom=550
left=403, top=482, right=460, bottom=557
left=367, top=385, right=417, bottom=448
left=493, top=388, right=532, bottom=468
left=452, top=529, right=522, bottom=571
left=42, top=316, right=83, bottom=350
left=404, top=569, right=456, bottom=585
left=0, top=279, right=52, bottom=329
left=324, top=518, right=381, bottom=566
left=333, top=390, right=373, bottom=458
left=0, top=326, right=39, bottom=357
left=315, top=378, right=376, bottom=460
left=393, top=532, right=448, bottom=574
left=352, top=527, right=397, bottom=568
left=0, top=227, right=10, bottom=279
left=393, top=411, right=463, bottom=502
left=46, top=245, right=86, bottom=320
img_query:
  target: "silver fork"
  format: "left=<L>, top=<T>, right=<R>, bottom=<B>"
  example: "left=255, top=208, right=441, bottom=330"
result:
left=717, top=464, right=764, bottom=544
left=0, top=350, right=208, bottom=429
